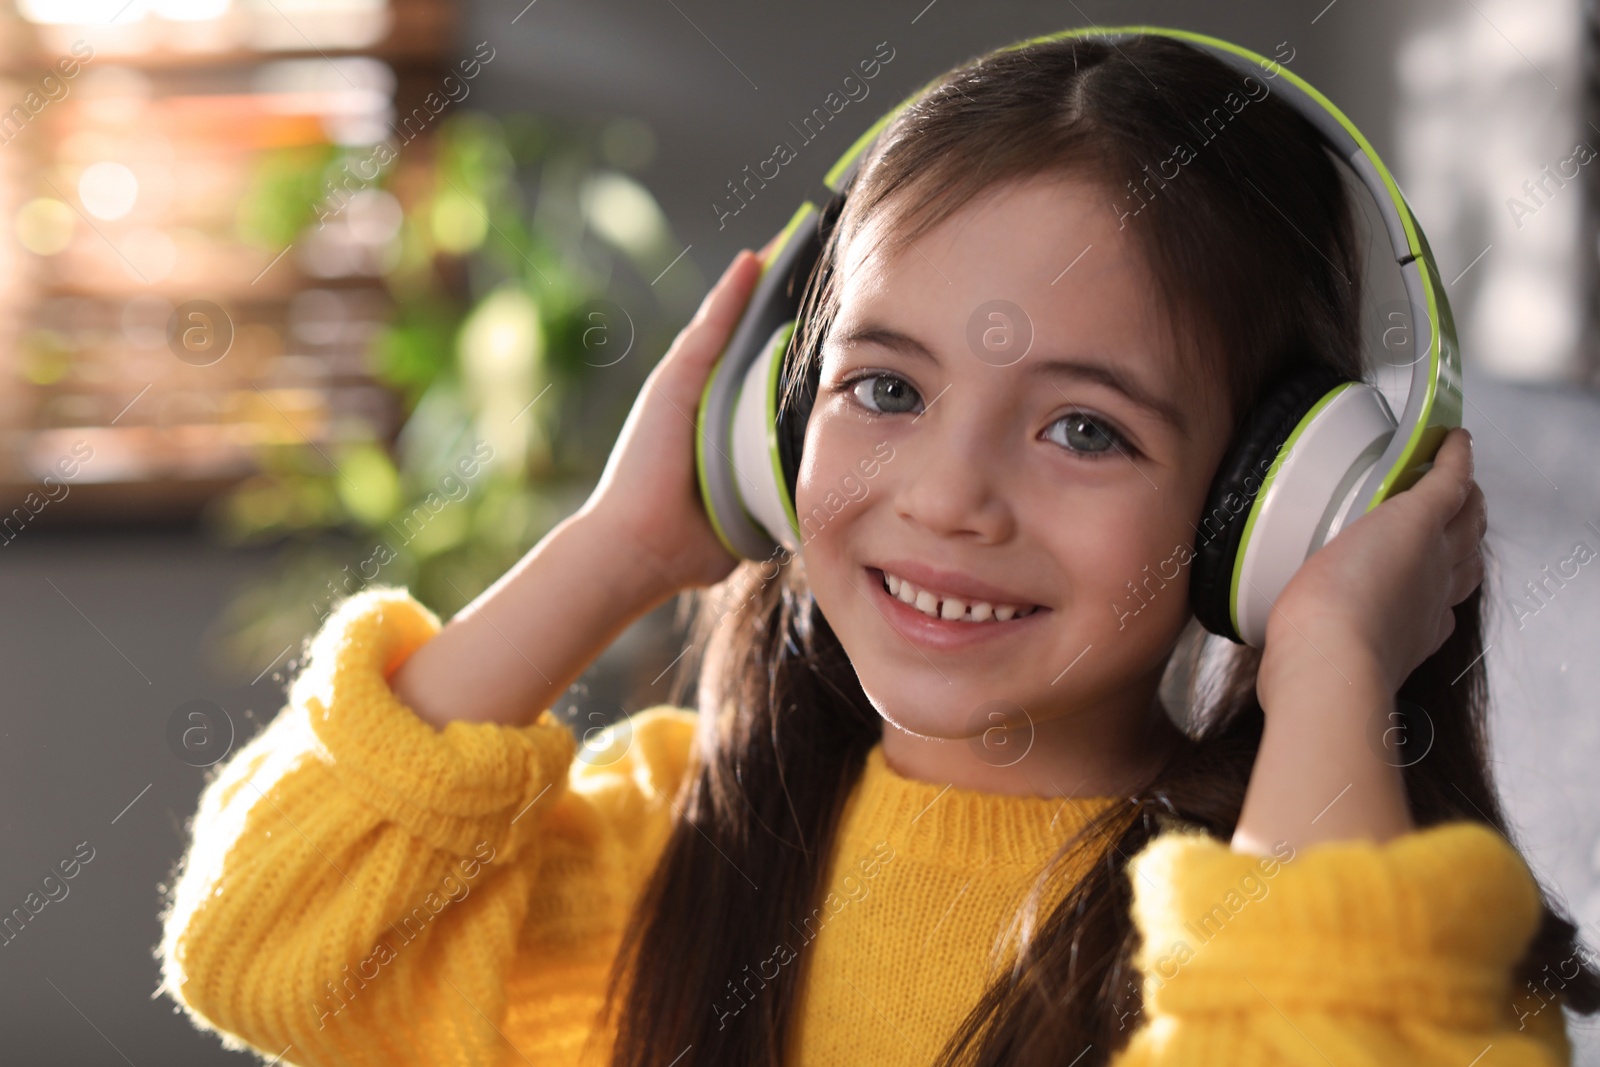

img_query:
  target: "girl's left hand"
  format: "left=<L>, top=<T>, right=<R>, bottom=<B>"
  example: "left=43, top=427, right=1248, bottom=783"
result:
left=1255, top=426, right=1487, bottom=709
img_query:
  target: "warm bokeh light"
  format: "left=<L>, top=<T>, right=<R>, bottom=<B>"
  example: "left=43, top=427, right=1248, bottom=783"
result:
left=19, top=0, right=394, bottom=55
left=581, top=171, right=670, bottom=260
left=15, top=197, right=75, bottom=254
left=78, top=160, right=138, bottom=219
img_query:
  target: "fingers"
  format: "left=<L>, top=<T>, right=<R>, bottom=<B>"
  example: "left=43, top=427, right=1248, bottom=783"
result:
left=693, top=249, right=762, bottom=332
left=1431, top=602, right=1458, bottom=656
left=1420, top=427, right=1474, bottom=519
left=1447, top=548, right=1485, bottom=604
left=1444, top=477, right=1486, bottom=605
left=1413, top=428, right=1484, bottom=565
left=1422, top=429, right=1487, bottom=613
left=661, top=250, right=763, bottom=374
left=1442, top=471, right=1487, bottom=565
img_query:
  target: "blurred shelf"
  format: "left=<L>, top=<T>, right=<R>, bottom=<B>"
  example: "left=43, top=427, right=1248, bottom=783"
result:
left=0, top=0, right=456, bottom=519
left=0, top=474, right=248, bottom=525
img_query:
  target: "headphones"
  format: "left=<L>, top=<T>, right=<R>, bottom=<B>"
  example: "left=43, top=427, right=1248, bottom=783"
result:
left=693, top=26, right=1462, bottom=648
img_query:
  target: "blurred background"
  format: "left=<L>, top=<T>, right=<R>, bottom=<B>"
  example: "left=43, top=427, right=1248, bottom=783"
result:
left=0, top=0, right=1595, bottom=1060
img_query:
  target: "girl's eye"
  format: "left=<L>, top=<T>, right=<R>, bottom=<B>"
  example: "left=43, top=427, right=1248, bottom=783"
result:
left=840, top=372, right=1135, bottom=462
left=845, top=373, right=922, bottom=416
left=1044, top=412, right=1134, bottom=460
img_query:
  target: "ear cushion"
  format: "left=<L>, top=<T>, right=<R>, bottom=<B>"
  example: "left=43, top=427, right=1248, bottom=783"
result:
left=774, top=192, right=845, bottom=510
left=776, top=356, right=819, bottom=512
left=1189, top=363, right=1351, bottom=642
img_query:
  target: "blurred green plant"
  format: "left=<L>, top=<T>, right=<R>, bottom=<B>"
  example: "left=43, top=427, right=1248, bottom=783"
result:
left=205, top=110, right=701, bottom=682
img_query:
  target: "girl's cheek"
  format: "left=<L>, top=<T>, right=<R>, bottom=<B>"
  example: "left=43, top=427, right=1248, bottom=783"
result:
left=1054, top=504, right=1181, bottom=604
left=797, top=411, right=878, bottom=512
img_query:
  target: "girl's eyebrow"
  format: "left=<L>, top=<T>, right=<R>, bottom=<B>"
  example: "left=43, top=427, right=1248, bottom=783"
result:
left=832, top=322, right=1190, bottom=440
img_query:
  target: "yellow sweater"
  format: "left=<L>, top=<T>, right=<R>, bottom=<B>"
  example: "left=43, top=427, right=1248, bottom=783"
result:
left=158, top=587, right=1573, bottom=1066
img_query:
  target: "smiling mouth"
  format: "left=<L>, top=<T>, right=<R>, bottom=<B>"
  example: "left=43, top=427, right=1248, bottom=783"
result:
left=871, top=567, right=1043, bottom=624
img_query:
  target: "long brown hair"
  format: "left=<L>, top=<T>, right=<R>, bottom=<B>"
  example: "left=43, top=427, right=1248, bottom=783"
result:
left=591, top=34, right=1600, bottom=1066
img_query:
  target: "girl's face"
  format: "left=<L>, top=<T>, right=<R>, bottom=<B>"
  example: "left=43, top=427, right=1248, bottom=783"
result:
left=795, top=174, right=1236, bottom=785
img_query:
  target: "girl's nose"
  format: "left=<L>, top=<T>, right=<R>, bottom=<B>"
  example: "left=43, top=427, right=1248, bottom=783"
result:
left=890, top=411, right=1015, bottom=543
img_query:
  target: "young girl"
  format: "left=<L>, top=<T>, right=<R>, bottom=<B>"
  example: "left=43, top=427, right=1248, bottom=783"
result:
left=158, top=34, right=1598, bottom=1067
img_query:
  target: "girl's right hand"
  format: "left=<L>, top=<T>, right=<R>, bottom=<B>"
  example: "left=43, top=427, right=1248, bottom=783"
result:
left=578, top=249, right=766, bottom=600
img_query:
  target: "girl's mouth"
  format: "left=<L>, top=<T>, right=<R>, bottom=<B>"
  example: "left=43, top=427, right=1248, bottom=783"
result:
left=865, top=566, right=1048, bottom=651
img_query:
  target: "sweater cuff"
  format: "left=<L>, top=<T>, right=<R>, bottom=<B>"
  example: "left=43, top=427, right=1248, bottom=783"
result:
left=1128, top=821, right=1543, bottom=1028
left=289, top=586, right=578, bottom=862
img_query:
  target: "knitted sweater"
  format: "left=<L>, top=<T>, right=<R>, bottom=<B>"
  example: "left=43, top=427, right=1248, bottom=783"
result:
left=158, top=587, right=1573, bottom=1066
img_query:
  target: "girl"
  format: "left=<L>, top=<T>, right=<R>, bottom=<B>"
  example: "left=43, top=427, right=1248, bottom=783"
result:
left=158, top=33, right=1598, bottom=1067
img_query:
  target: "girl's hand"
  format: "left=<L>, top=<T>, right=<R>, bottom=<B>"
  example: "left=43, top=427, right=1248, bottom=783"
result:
left=1233, top=428, right=1483, bottom=854
left=1256, top=427, right=1487, bottom=709
left=577, top=249, right=766, bottom=600
left=394, top=251, right=763, bottom=729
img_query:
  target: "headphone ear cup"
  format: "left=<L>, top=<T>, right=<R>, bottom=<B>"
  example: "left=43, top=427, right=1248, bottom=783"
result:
left=775, top=347, right=819, bottom=513
left=1188, top=365, right=1350, bottom=642
left=770, top=191, right=843, bottom=539
left=697, top=201, right=834, bottom=560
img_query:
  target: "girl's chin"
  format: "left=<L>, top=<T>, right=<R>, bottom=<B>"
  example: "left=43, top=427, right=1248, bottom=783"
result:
left=869, top=695, right=1030, bottom=745
left=874, top=712, right=967, bottom=743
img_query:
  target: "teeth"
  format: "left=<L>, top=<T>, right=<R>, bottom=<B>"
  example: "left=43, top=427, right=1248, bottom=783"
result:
left=880, top=569, right=1036, bottom=624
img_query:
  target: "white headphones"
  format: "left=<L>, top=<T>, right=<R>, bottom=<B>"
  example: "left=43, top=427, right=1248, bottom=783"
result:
left=694, top=26, right=1462, bottom=647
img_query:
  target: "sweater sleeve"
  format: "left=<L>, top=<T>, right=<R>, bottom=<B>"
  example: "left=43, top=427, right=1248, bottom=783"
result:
left=156, top=586, right=699, bottom=1067
left=1110, top=820, right=1573, bottom=1066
